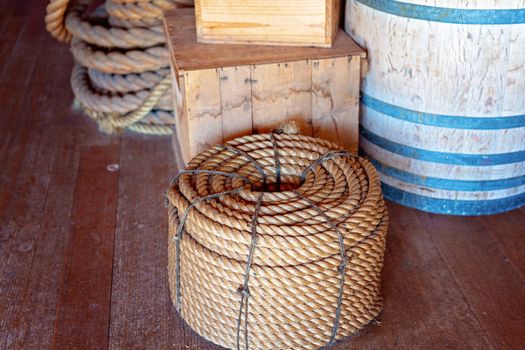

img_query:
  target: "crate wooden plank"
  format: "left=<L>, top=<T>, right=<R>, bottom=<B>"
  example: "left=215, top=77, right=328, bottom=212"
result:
left=312, top=56, right=360, bottom=152
left=252, top=61, right=312, bottom=134
left=171, top=64, right=192, bottom=163
left=195, top=0, right=340, bottom=48
left=163, top=8, right=365, bottom=72
left=183, top=68, right=223, bottom=159
left=219, top=66, right=253, bottom=141
left=164, top=8, right=365, bottom=163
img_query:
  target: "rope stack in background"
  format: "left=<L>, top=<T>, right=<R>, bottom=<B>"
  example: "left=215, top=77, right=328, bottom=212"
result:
left=166, top=131, right=389, bottom=349
left=45, top=0, right=193, bottom=135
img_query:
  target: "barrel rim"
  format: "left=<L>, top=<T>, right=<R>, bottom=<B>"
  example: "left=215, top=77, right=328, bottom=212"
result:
left=354, top=0, right=525, bottom=25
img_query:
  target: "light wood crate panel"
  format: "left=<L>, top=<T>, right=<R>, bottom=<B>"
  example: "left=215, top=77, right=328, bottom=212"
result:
left=195, top=0, right=340, bottom=48
left=164, top=9, right=365, bottom=164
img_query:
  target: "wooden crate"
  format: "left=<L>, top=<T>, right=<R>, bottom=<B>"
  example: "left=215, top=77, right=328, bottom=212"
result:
left=195, top=0, right=341, bottom=48
left=164, top=8, right=365, bottom=164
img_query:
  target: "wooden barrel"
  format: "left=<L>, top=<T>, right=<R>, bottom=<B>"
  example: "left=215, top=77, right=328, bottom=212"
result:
left=345, top=0, right=525, bottom=215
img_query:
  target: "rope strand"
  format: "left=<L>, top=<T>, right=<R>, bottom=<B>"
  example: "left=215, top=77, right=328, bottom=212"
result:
left=46, top=0, right=192, bottom=135
left=167, top=133, right=389, bottom=349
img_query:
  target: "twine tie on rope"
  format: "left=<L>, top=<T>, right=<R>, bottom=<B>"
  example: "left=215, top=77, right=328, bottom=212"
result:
left=236, top=191, right=263, bottom=350
left=171, top=169, right=251, bottom=313
left=167, top=132, right=388, bottom=349
left=168, top=133, right=378, bottom=350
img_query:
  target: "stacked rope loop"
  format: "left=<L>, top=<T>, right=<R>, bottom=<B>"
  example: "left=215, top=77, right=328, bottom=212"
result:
left=45, top=0, right=193, bottom=135
left=166, top=131, right=389, bottom=350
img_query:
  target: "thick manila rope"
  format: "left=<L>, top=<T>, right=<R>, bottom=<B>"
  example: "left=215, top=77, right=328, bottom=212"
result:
left=45, top=0, right=192, bottom=135
left=166, top=130, right=389, bottom=349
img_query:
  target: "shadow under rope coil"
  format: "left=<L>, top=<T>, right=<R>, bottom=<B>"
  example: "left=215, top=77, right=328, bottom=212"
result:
left=166, top=131, right=389, bottom=349
left=45, top=0, right=193, bottom=135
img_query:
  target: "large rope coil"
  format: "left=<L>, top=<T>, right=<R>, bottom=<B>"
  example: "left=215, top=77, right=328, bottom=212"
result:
left=166, top=132, right=389, bottom=349
left=45, top=0, right=193, bottom=135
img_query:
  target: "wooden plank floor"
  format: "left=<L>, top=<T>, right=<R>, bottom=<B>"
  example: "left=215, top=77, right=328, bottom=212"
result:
left=0, top=1, right=524, bottom=349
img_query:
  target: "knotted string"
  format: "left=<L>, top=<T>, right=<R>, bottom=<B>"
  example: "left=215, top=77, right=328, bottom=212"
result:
left=236, top=191, right=264, bottom=350
left=170, top=169, right=251, bottom=313
left=168, top=134, right=360, bottom=349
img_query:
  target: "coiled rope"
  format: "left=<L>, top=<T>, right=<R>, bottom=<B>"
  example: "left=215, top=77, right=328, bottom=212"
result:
left=45, top=0, right=193, bottom=135
left=166, top=131, right=389, bottom=349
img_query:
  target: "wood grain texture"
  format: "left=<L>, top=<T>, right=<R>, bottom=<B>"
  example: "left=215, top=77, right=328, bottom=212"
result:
left=52, top=144, right=120, bottom=350
left=183, top=68, right=223, bottom=160
left=251, top=61, right=312, bottom=135
left=219, top=66, right=253, bottom=141
left=195, top=0, right=339, bottom=47
left=171, top=63, right=191, bottom=165
left=312, top=56, right=360, bottom=152
left=0, top=127, right=72, bottom=350
left=173, top=55, right=361, bottom=163
left=107, top=137, right=180, bottom=349
left=166, top=9, right=364, bottom=163
left=347, top=0, right=525, bottom=116
left=163, top=8, right=365, bottom=72
left=416, top=211, right=525, bottom=349
left=332, top=203, right=494, bottom=350
left=487, top=207, right=525, bottom=278
left=346, top=0, right=525, bottom=214
left=0, top=0, right=46, bottom=130
left=0, top=4, right=86, bottom=348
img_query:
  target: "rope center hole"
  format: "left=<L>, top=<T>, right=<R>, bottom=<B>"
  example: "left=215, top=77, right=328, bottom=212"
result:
left=260, top=180, right=302, bottom=193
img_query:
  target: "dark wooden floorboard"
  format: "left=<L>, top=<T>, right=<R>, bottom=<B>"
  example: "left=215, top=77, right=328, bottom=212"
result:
left=108, top=136, right=179, bottom=350
left=337, top=203, right=494, bottom=350
left=0, top=126, right=66, bottom=349
left=8, top=126, right=82, bottom=350
left=485, top=207, right=525, bottom=279
left=416, top=211, right=525, bottom=349
left=1, top=1, right=524, bottom=349
left=0, top=0, right=47, bottom=131
left=52, top=143, right=120, bottom=350
left=0, top=0, right=34, bottom=68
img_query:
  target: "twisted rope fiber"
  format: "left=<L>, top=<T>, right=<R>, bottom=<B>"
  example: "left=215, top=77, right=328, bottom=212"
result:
left=65, top=9, right=167, bottom=48
left=78, top=69, right=173, bottom=134
left=88, top=67, right=170, bottom=92
left=106, top=0, right=184, bottom=20
left=166, top=132, right=389, bottom=349
left=72, top=65, right=173, bottom=114
left=45, top=0, right=193, bottom=135
left=108, top=15, right=164, bottom=28
left=70, top=38, right=169, bottom=74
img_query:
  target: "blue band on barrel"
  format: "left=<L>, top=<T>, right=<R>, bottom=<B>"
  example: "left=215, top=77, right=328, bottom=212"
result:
left=361, top=151, right=525, bottom=191
left=381, top=183, right=525, bottom=216
left=361, top=93, right=525, bottom=130
left=360, top=127, right=525, bottom=166
left=355, top=0, right=525, bottom=25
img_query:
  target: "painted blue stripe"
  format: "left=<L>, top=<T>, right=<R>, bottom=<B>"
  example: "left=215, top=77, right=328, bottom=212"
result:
left=355, top=0, right=525, bottom=25
left=361, top=93, right=525, bottom=130
left=382, top=183, right=525, bottom=216
left=361, top=151, right=525, bottom=191
left=360, top=127, right=525, bottom=166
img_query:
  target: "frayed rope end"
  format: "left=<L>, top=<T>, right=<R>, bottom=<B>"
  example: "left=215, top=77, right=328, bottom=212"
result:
left=273, top=120, right=300, bottom=135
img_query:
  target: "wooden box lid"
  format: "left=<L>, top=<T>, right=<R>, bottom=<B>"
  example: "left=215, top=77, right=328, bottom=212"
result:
left=194, top=0, right=340, bottom=48
left=163, top=8, right=366, bottom=72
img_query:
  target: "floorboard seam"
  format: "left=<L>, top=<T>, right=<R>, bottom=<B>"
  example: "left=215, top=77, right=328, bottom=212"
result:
left=414, top=213, right=497, bottom=350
